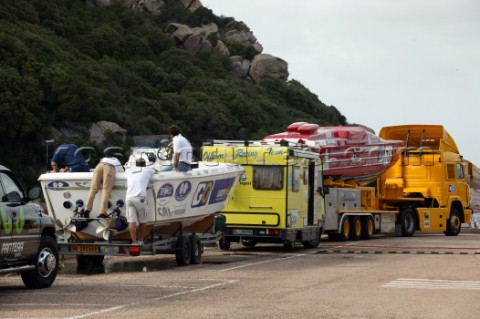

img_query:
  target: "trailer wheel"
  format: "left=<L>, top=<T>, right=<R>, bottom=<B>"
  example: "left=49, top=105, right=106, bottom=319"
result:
left=21, top=235, right=58, bottom=289
left=175, top=235, right=192, bottom=266
left=361, top=216, right=374, bottom=240
left=400, top=207, right=416, bottom=237
left=76, top=254, right=105, bottom=267
left=218, top=236, right=231, bottom=251
left=444, top=208, right=461, bottom=236
left=339, top=217, right=350, bottom=241
left=189, top=235, right=202, bottom=264
left=241, top=239, right=257, bottom=248
left=349, top=216, right=361, bottom=241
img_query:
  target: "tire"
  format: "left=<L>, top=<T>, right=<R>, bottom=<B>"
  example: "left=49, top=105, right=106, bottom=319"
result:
left=302, top=228, right=321, bottom=248
left=349, top=216, right=362, bottom=241
left=218, top=236, right=231, bottom=251
left=444, top=208, right=462, bottom=236
left=76, top=254, right=105, bottom=267
left=399, top=207, right=416, bottom=237
left=361, top=216, right=375, bottom=240
left=189, top=235, right=202, bottom=264
left=175, top=235, right=191, bottom=266
left=241, top=239, right=257, bottom=248
left=21, top=235, right=58, bottom=289
left=339, top=216, right=350, bottom=241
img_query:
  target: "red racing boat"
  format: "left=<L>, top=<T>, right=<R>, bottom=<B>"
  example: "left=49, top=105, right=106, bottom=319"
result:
left=263, top=122, right=405, bottom=185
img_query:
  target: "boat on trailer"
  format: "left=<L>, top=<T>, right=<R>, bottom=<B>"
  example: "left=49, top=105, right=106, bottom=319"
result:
left=38, top=162, right=244, bottom=265
left=263, top=122, right=405, bottom=185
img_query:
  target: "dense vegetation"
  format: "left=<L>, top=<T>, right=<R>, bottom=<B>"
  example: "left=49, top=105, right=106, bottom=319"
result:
left=0, top=0, right=347, bottom=186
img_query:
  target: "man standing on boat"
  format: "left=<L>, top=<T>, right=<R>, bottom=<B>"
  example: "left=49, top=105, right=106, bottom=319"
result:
left=126, top=158, right=156, bottom=245
left=84, top=151, right=124, bottom=219
left=168, top=124, right=192, bottom=172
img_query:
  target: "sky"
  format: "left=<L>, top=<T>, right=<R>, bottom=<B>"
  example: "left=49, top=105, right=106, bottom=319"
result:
left=200, top=0, right=480, bottom=165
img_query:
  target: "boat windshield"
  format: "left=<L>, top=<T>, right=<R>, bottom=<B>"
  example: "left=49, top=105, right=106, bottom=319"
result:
left=133, top=135, right=170, bottom=148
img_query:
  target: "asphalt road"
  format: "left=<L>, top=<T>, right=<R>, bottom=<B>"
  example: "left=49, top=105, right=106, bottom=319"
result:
left=2, top=232, right=480, bottom=319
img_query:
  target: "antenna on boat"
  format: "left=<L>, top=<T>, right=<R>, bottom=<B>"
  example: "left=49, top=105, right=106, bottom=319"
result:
left=45, top=139, right=54, bottom=171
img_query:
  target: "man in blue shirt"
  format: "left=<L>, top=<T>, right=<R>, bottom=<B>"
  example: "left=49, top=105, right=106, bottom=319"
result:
left=50, top=144, right=90, bottom=172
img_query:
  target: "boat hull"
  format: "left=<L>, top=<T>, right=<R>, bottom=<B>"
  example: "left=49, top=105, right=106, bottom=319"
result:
left=38, top=163, right=244, bottom=241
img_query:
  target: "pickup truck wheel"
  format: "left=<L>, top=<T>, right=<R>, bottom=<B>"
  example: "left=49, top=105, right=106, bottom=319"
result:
left=175, top=235, right=191, bottom=266
left=21, top=235, right=58, bottom=289
left=400, top=207, right=416, bottom=237
left=444, top=208, right=461, bottom=236
left=189, top=235, right=202, bottom=264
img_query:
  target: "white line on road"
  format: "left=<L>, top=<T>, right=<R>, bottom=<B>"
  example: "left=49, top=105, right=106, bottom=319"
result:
left=218, top=253, right=307, bottom=272
left=382, top=278, right=480, bottom=290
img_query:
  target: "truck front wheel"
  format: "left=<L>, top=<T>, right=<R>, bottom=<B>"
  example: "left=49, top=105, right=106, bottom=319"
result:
left=21, top=235, right=59, bottom=289
left=444, top=208, right=461, bottom=236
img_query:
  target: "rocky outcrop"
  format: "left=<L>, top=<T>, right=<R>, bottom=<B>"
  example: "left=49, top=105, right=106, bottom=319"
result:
left=89, top=0, right=199, bottom=15
left=89, top=121, right=127, bottom=146
left=166, top=22, right=218, bottom=54
left=214, top=40, right=230, bottom=56
left=180, top=0, right=202, bottom=12
left=249, top=54, right=289, bottom=83
left=230, top=55, right=251, bottom=79
left=224, top=28, right=263, bottom=53
left=131, top=0, right=165, bottom=15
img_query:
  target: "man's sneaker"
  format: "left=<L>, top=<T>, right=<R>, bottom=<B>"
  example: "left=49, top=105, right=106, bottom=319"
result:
left=137, top=240, right=144, bottom=246
left=82, top=210, right=90, bottom=219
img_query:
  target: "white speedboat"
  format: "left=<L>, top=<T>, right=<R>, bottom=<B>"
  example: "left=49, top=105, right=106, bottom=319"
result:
left=38, top=162, right=244, bottom=242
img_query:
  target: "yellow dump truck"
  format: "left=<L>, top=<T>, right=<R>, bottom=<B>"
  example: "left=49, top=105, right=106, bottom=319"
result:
left=203, top=141, right=323, bottom=249
left=323, top=124, right=472, bottom=240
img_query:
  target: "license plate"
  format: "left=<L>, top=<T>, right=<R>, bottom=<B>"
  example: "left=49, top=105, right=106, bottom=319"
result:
left=233, top=229, right=253, bottom=235
left=100, top=246, right=119, bottom=254
left=72, top=245, right=99, bottom=253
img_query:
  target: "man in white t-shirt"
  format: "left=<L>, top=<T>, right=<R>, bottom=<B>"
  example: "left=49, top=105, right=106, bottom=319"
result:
left=85, top=155, right=124, bottom=219
left=125, top=158, right=156, bottom=245
left=168, top=124, right=192, bottom=172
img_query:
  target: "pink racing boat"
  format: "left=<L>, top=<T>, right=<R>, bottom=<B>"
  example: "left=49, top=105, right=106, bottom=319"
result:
left=263, top=122, right=405, bottom=185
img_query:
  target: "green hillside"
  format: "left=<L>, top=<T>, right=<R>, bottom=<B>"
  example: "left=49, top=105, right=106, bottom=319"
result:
left=0, top=0, right=347, bottom=185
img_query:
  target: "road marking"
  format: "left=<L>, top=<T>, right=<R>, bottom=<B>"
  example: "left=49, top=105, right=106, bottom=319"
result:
left=59, top=279, right=238, bottom=319
left=0, top=280, right=238, bottom=319
left=382, top=278, right=480, bottom=290
left=317, top=249, right=480, bottom=255
left=218, top=253, right=307, bottom=272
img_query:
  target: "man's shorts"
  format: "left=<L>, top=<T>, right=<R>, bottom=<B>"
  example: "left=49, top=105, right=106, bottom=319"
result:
left=126, top=196, right=147, bottom=224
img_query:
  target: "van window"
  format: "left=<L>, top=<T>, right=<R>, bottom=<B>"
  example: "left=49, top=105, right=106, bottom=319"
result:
left=253, top=166, right=283, bottom=190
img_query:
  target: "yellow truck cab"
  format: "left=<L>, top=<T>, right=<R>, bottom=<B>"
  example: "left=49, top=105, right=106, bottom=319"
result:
left=378, top=124, right=472, bottom=236
left=203, top=141, right=323, bottom=249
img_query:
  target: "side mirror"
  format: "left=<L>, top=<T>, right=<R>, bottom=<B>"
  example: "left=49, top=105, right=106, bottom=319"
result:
left=27, top=186, right=42, bottom=200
